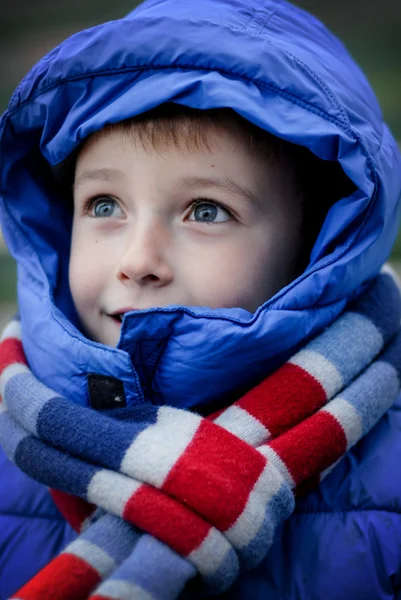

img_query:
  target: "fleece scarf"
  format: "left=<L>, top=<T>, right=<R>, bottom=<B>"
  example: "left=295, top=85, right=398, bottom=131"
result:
left=1, top=271, right=401, bottom=600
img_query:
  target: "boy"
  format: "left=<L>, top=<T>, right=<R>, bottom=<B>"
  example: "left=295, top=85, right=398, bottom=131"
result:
left=0, top=0, right=401, bottom=598
left=68, top=105, right=352, bottom=348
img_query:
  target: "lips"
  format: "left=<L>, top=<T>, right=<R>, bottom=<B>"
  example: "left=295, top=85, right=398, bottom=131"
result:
left=108, top=309, right=137, bottom=323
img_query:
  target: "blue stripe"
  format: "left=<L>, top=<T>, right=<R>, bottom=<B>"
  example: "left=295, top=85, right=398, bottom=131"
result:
left=4, top=371, right=58, bottom=435
left=379, top=329, right=401, bottom=379
left=350, top=273, right=401, bottom=342
left=105, top=534, right=196, bottom=600
left=36, top=398, right=159, bottom=472
left=0, top=410, right=30, bottom=463
left=14, top=436, right=98, bottom=498
left=339, top=361, right=400, bottom=434
left=202, top=546, right=239, bottom=596
left=237, top=482, right=294, bottom=571
left=307, top=312, right=383, bottom=384
left=82, top=513, right=140, bottom=565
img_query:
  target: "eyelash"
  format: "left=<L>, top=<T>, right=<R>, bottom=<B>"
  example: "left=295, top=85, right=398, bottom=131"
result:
left=82, top=195, right=115, bottom=215
left=81, top=195, right=235, bottom=221
left=188, top=197, right=234, bottom=220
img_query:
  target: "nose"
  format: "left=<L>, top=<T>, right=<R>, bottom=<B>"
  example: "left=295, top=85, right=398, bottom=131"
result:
left=115, top=219, right=173, bottom=287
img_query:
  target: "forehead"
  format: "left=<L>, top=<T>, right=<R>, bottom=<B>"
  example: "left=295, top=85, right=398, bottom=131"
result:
left=74, top=115, right=277, bottom=189
left=69, top=108, right=289, bottom=191
left=75, top=123, right=272, bottom=196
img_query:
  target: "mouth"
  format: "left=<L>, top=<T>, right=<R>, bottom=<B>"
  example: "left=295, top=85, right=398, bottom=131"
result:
left=111, top=314, right=124, bottom=323
left=108, top=309, right=137, bottom=323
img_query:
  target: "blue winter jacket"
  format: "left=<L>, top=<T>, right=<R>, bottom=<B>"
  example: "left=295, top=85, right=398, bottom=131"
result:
left=1, top=0, right=401, bottom=598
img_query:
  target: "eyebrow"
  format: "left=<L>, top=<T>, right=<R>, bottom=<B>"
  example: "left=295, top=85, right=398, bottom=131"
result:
left=73, top=169, right=260, bottom=206
left=179, top=176, right=260, bottom=206
left=73, top=168, right=124, bottom=188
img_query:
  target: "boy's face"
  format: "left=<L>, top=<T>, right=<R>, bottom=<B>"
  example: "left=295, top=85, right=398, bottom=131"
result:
left=70, top=125, right=304, bottom=346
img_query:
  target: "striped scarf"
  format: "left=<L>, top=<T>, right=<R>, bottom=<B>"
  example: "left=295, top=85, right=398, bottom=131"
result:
left=1, top=271, right=401, bottom=600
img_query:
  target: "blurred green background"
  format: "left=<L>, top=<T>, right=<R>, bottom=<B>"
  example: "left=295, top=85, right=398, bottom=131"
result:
left=0, top=0, right=400, bottom=313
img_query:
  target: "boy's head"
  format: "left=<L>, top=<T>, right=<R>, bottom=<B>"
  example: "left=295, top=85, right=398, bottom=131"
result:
left=68, top=105, right=353, bottom=346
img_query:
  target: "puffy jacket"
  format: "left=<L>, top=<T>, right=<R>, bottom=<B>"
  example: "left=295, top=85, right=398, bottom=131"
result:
left=1, top=0, right=401, bottom=598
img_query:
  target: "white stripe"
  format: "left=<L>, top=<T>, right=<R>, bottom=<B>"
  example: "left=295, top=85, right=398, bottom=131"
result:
left=322, top=397, right=363, bottom=449
left=188, top=526, right=234, bottom=576
left=290, top=349, right=343, bottom=399
left=0, top=402, right=7, bottom=415
left=87, top=470, right=141, bottom=516
left=258, top=445, right=295, bottom=488
left=120, top=406, right=202, bottom=488
left=0, top=363, right=29, bottom=398
left=95, top=579, right=155, bottom=600
left=0, top=320, right=21, bottom=343
left=214, top=405, right=270, bottom=445
left=381, top=263, right=401, bottom=294
left=66, top=538, right=116, bottom=577
left=224, top=461, right=283, bottom=548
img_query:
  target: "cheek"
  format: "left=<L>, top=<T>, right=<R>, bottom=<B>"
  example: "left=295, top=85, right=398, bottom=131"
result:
left=181, top=240, right=270, bottom=308
left=69, top=233, right=105, bottom=311
left=69, top=256, right=92, bottom=312
left=182, top=227, right=301, bottom=311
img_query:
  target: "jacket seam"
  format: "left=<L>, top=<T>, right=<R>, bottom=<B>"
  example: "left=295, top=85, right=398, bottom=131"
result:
left=8, top=63, right=356, bottom=138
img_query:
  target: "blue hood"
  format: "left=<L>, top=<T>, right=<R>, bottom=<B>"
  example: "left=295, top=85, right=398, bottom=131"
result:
left=0, top=0, right=400, bottom=411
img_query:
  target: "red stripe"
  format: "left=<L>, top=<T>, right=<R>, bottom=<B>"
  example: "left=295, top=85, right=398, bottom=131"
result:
left=123, top=484, right=210, bottom=556
left=0, top=338, right=27, bottom=375
left=162, top=419, right=266, bottom=531
left=11, top=553, right=101, bottom=600
left=50, top=489, right=96, bottom=532
left=237, top=363, right=327, bottom=437
left=269, top=411, right=347, bottom=486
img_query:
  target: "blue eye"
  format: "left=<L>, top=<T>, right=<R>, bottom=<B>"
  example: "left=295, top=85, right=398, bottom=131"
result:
left=91, top=198, right=123, bottom=218
left=189, top=201, right=231, bottom=223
